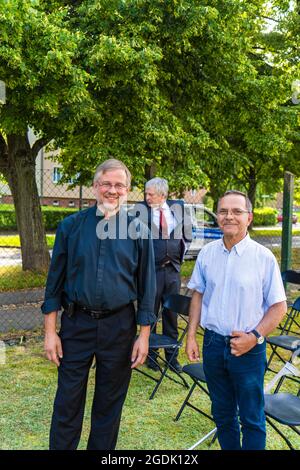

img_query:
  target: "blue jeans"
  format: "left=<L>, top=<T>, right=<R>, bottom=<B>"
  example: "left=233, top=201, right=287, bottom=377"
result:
left=202, top=329, right=267, bottom=450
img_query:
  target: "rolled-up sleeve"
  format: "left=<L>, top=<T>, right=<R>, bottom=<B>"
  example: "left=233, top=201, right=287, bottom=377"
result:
left=41, top=222, right=67, bottom=314
left=263, top=253, right=287, bottom=309
left=136, top=226, right=156, bottom=325
left=187, top=250, right=206, bottom=293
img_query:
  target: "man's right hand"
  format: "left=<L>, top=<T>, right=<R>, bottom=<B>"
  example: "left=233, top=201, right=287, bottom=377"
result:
left=185, top=336, right=200, bottom=362
left=44, top=332, right=63, bottom=367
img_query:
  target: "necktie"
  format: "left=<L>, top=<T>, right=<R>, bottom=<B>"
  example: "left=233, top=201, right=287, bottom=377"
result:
left=159, top=208, right=169, bottom=239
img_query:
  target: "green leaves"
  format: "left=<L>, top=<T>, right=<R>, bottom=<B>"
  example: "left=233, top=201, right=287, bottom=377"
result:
left=0, top=1, right=299, bottom=202
left=0, top=0, right=91, bottom=136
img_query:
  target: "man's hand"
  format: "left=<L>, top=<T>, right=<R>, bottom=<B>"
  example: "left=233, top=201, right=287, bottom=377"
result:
left=131, top=335, right=149, bottom=369
left=44, top=332, right=63, bottom=367
left=230, top=331, right=257, bottom=357
left=186, top=335, right=200, bottom=362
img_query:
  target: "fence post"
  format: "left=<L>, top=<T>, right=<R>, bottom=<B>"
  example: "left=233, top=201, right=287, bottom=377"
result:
left=79, top=184, right=83, bottom=211
left=281, top=171, right=294, bottom=274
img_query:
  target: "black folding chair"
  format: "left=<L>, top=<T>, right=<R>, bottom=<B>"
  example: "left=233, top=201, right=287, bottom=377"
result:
left=267, top=297, right=300, bottom=374
left=280, top=271, right=300, bottom=334
left=264, top=347, right=300, bottom=450
left=135, top=294, right=191, bottom=399
left=174, top=362, right=214, bottom=425
left=180, top=286, right=204, bottom=337
left=187, top=349, right=300, bottom=451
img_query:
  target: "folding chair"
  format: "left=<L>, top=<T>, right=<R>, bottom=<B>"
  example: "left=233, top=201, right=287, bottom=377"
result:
left=187, top=348, right=300, bottom=451
left=135, top=294, right=191, bottom=399
left=174, top=362, right=214, bottom=426
left=280, top=271, right=300, bottom=334
left=282, top=270, right=300, bottom=306
left=267, top=297, right=300, bottom=374
left=264, top=347, right=300, bottom=450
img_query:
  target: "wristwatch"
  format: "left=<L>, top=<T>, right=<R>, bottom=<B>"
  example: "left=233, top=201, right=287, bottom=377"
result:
left=250, top=329, right=265, bottom=344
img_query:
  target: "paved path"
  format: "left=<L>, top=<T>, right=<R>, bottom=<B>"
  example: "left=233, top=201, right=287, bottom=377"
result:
left=0, top=288, right=45, bottom=333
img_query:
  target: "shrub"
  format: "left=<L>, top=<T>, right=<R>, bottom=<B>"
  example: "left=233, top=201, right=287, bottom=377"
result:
left=0, top=205, right=77, bottom=231
left=253, top=207, right=277, bottom=226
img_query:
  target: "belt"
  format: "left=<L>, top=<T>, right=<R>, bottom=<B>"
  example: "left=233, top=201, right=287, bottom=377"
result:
left=75, top=303, right=131, bottom=320
left=205, top=328, right=234, bottom=344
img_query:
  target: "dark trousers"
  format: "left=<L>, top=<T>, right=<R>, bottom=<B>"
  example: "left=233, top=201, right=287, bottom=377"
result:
left=202, top=329, right=267, bottom=450
left=150, top=264, right=181, bottom=361
left=50, top=304, right=137, bottom=450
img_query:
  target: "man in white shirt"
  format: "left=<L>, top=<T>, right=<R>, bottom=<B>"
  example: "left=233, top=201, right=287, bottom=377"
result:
left=186, top=190, right=287, bottom=450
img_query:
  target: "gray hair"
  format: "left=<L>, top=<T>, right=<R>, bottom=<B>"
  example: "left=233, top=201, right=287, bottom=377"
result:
left=145, top=177, right=169, bottom=198
left=218, top=190, right=253, bottom=212
left=93, top=158, right=131, bottom=186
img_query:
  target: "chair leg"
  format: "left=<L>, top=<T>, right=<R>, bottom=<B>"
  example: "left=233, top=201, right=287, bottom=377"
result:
left=266, top=417, right=295, bottom=450
left=208, top=430, right=218, bottom=448
left=267, top=345, right=290, bottom=372
left=149, top=349, right=189, bottom=400
left=188, top=427, right=217, bottom=450
left=174, top=382, right=197, bottom=421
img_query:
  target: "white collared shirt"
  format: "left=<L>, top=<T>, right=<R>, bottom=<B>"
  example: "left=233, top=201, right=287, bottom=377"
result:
left=187, top=234, right=286, bottom=336
left=153, top=202, right=175, bottom=235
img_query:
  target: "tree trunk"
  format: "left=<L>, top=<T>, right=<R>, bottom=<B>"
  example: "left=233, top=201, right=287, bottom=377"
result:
left=247, top=166, right=257, bottom=211
left=145, top=162, right=157, bottom=181
left=2, top=134, right=50, bottom=273
left=209, top=182, right=225, bottom=213
left=246, top=166, right=257, bottom=230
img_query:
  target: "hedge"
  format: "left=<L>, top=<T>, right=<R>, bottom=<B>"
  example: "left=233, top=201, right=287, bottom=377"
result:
left=253, top=207, right=278, bottom=226
left=0, top=205, right=77, bottom=231
left=0, top=204, right=279, bottom=230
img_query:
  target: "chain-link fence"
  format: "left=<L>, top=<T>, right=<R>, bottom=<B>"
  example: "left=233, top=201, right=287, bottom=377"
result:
left=0, top=170, right=298, bottom=338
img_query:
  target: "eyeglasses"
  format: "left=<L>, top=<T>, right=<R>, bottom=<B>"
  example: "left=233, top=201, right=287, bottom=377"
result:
left=96, top=182, right=128, bottom=191
left=217, top=209, right=250, bottom=216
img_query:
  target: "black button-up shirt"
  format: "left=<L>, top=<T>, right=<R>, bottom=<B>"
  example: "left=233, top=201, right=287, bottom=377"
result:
left=41, top=205, right=156, bottom=325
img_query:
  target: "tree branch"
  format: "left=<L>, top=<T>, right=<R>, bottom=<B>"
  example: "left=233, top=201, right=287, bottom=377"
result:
left=260, top=15, right=280, bottom=24
left=0, top=131, right=8, bottom=170
left=31, top=137, right=50, bottom=158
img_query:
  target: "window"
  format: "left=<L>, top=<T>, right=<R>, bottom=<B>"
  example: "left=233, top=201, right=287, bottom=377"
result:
left=53, top=167, right=62, bottom=184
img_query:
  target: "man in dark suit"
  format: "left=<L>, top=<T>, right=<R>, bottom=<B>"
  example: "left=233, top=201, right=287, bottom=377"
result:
left=135, top=177, right=192, bottom=373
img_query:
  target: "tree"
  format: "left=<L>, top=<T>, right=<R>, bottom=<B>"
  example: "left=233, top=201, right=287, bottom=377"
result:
left=54, top=0, right=268, bottom=190
left=0, top=0, right=90, bottom=272
left=54, top=0, right=299, bottom=209
left=199, top=0, right=300, bottom=209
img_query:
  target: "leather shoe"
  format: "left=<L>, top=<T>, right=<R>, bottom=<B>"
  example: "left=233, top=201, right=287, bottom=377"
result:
left=169, top=360, right=182, bottom=373
left=146, top=358, right=160, bottom=372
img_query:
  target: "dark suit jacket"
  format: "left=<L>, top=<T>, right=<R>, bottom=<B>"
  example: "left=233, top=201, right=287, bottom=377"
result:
left=133, top=199, right=192, bottom=268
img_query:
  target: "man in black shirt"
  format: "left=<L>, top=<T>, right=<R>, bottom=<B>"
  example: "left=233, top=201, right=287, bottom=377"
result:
left=42, top=159, right=156, bottom=450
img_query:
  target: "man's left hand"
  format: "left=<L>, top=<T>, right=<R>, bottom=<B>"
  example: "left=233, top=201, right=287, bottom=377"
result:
left=230, top=331, right=257, bottom=357
left=131, top=335, right=149, bottom=369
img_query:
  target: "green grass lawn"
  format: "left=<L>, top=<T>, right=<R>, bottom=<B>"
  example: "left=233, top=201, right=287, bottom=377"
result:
left=1, top=230, right=298, bottom=249
left=0, top=234, right=55, bottom=248
left=0, top=245, right=299, bottom=292
left=250, top=228, right=300, bottom=237
left=0, top=267, right=47, bottom=291
left=0, top=327, right=299, bottom=450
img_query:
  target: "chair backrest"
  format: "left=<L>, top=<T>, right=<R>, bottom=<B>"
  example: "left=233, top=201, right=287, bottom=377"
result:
left=264, top=347, right=300, bottom=394
left=291, top=296, right=300, bottom=312
left=282, top=270, right=300, bottom=285
left=163, top=294, right=191, bottom=315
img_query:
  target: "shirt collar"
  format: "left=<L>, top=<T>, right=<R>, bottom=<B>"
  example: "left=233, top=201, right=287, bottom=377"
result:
left=154, top=201, right=168, bottom=211
left=95, top=203, right=124, bottom=220
left=221, top=233, right=250, bottom=256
